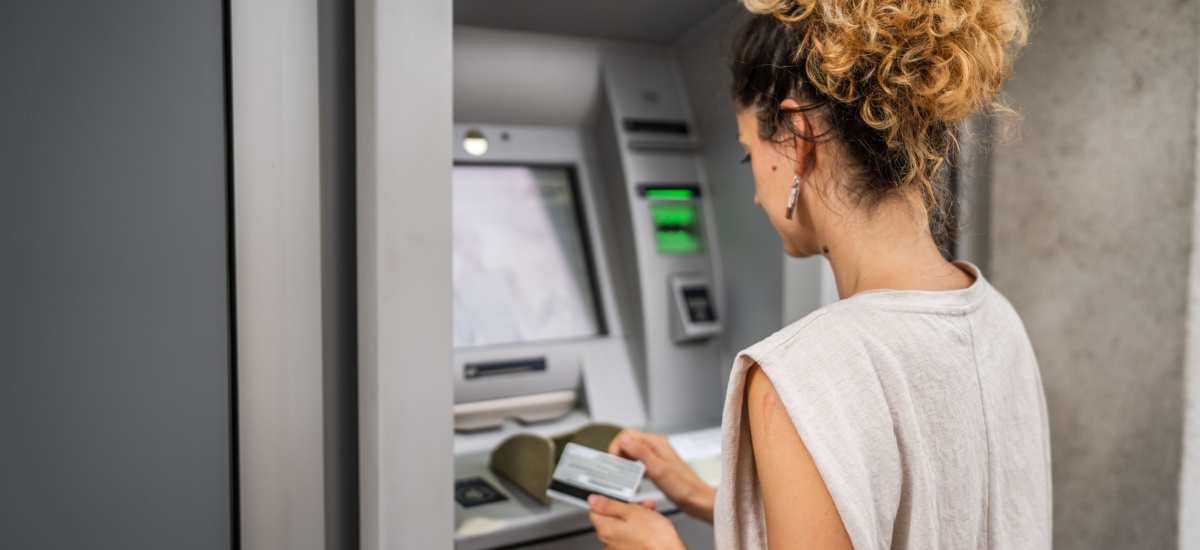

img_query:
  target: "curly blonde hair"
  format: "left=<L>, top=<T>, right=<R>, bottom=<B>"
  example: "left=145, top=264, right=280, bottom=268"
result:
left=732, top=0, right=1029, bottom=241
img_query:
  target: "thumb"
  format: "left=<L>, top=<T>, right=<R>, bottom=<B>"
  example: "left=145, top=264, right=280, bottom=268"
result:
left=617, top=432, right=653, bottom=462
left=587, top=494, right=629, bottom=518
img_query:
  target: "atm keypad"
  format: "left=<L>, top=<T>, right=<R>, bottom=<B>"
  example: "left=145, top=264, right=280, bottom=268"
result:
left=455, top=476, right=508, bottom=508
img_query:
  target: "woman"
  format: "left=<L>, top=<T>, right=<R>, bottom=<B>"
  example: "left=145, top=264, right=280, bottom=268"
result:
left=587, top=0, right=1050, bottom=548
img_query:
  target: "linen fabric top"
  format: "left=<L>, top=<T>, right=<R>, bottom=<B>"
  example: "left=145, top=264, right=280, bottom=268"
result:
left=714, top=264, right=1051, bottom=549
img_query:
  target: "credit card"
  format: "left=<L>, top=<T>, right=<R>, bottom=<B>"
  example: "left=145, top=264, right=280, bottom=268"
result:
left=546, top=442, right=646, bottom=509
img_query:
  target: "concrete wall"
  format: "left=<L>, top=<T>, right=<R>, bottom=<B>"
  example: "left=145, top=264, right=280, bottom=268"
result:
left=1184, top=122, right=1200, bottom=547
left=990, top=0, right=1199, bottom=547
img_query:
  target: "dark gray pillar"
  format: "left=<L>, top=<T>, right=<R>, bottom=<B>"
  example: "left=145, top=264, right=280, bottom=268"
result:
left=0, top=1, right=234, bottom=548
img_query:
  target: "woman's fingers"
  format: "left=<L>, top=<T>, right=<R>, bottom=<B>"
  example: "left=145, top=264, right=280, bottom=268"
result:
left=646, top=433, right=676, bottom=459
left=604, top=430, right=714, bottom=525
left=588, top=495, right=687, bottom=550
left=588, top=494, right=629, bottom=518
left=608, top=428, right=641, bottom=457
left=620, top=432, right=649, bottom=459
left=611, top=431, right=688, bottom=490
left=588, top=511, right=618, bottom=545
left=609, top=430, right=675, bottom=464
left=623, top=432, right=672, bottom=467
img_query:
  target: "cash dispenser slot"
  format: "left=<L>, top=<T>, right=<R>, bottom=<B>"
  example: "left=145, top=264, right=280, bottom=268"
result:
left=464, top=357, right=547, bottom=380
left=454, top=350, right=582, bottom=432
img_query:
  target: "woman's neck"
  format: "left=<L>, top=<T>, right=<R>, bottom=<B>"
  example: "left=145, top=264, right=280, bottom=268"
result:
left=822, top=199, right=973, bottom=300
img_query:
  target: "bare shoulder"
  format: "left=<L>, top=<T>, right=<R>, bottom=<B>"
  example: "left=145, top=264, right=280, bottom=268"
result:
left=745, top=363, right=853, bottom=550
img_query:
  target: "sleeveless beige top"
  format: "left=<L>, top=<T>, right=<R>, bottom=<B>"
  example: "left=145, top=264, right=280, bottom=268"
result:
left=715, top=264, right=1052, bottom=549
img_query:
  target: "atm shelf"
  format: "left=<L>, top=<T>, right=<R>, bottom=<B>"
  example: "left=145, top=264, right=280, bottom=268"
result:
left=453, top=423, right=722, bottom=550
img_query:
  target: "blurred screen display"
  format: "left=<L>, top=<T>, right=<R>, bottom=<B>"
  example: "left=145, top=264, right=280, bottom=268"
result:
left=453, top=165, right=601, bottom=348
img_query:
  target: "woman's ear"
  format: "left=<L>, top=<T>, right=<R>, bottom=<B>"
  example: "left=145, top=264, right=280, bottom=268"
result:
left=779, top=99, right=814, bottom=177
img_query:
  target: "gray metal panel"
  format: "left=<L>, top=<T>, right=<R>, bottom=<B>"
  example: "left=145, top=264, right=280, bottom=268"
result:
left=454, top=0, right=731, bottom=45
left=604, top=48, right=690, bottom=123
left=0, top=1, right=233, bottom=549
left=454, top=28, right=603, bottom=127
left=231, top=0, right=326, bottom=547
left=598, top=50, right=726, bottom=427
left=356, top=0, right=454, bottom=548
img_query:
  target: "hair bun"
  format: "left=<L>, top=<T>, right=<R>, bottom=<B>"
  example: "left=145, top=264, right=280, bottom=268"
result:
left=742, top=0, right=1029, bottom=202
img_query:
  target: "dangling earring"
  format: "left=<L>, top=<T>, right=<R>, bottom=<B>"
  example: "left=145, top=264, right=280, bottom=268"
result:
left=785, top=174, right=800, bottom=220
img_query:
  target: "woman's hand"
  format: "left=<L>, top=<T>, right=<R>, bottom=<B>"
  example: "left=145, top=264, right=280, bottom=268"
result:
left=588, top=495, right=685, bottom=550
left=608, top=429, right=716, bottom=523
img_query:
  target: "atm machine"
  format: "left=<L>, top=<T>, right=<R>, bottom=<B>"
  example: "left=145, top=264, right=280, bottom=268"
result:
left=450, top=43, right=732, bottom=549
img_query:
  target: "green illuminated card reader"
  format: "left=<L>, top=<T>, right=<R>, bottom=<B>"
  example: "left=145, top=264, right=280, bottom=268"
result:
left=669, top=273, right=721, bottom=342
left=642, top=185, right=707, bottom=256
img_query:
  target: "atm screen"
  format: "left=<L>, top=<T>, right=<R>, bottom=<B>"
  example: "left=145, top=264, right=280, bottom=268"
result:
left=453, top=165, right=602, bottom=348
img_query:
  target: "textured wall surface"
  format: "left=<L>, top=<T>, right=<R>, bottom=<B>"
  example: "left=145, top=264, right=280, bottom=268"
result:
left=991, top=0, right=1198, bottom=547
left=1184, top=142, right=1200, bottom=547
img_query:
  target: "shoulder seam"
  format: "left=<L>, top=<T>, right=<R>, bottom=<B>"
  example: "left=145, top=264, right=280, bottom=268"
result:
left=749, top=303, right=844, bottom=362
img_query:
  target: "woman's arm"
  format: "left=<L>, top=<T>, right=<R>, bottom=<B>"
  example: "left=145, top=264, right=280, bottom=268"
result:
left=745, top=362, right=853, bottom=549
